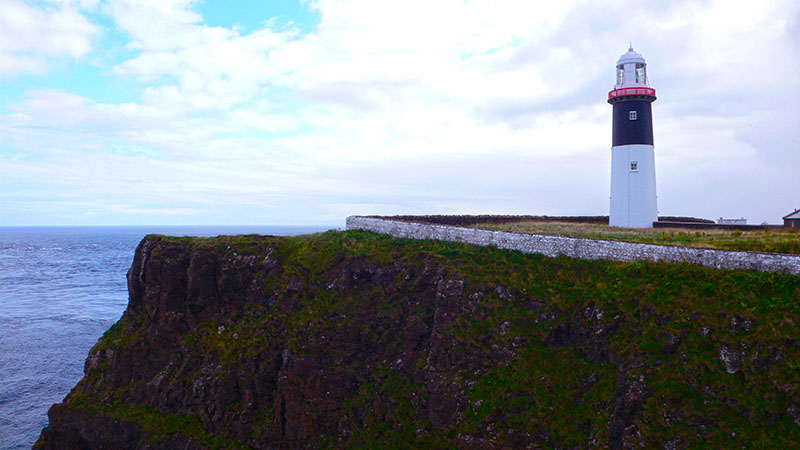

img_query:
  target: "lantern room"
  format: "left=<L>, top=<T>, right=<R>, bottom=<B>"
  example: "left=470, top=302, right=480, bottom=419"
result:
left=608, top=45, right=656, bottom=103
left=615, top=45, right=649, bottom=88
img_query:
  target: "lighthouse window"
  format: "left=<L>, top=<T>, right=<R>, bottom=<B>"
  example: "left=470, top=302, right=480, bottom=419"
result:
left=630, top=161, right=638, bottom=172
left=629, top=111, right=637, bottom=120
left=635, top=63, right=646, bottom=84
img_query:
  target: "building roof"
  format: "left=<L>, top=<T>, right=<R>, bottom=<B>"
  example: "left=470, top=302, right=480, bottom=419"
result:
left=616, top=46, right=646, bottom=66
left=783, top=208, right=800, bottom=220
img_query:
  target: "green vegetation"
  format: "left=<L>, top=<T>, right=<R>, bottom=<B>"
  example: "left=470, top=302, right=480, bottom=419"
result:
left=90, top=311, right=146, bottom=355
left=471, top=221, right=800, bottom=254
left=66, top=392, right=247, bottom=449
left=50, top=230, right=800, bottom=448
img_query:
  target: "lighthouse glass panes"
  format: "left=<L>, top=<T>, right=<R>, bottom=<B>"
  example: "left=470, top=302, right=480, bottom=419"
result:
left=616, top=66, right=625, bottom=86
left=635, top=63, right=646, bottom=84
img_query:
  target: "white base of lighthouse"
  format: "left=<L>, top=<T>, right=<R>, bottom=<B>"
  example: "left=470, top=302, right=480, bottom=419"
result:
left=610, top=144, right=657, bottom=228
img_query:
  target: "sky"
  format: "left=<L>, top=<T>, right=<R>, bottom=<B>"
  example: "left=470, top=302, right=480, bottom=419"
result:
left=1, top=0, right=799, bottom=227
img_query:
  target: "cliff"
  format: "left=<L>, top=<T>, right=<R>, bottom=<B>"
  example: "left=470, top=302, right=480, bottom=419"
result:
left=36, top=231, right=800, bottom=449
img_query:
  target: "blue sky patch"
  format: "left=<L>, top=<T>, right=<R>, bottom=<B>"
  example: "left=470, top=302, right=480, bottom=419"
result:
left=1, top=60, right=144, bottom=107
left=197, top=0, right=319, bottom=34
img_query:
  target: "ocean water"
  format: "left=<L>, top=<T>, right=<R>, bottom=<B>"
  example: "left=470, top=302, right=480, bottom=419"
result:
left=0, top=226, right=332, bottom=449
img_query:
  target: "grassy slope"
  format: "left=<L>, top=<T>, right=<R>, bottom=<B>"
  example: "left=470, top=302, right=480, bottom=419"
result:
left=63, top=231, right=800, bottom=448
left=472, top=221, right=800, bottom=255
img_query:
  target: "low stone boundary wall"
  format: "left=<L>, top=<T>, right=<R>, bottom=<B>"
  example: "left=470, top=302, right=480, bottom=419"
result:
left=345, top=216, right=800, bottom=275
left=654, top=221, right=783, bottom=231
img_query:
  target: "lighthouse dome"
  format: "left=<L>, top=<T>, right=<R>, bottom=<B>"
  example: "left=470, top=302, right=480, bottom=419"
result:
left=616, top=46, right=646, bottom=66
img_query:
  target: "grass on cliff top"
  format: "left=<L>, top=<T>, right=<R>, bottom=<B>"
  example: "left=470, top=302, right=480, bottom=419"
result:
left=470, top=221, right=800, bottom=254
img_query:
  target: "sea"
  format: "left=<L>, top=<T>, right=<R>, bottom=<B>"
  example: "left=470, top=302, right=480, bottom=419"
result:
left=0, top=226, right=333, bottom=449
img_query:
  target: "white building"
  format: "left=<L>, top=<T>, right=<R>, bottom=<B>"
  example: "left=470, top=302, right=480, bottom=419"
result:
left=717, top=217, right=747, bottom=225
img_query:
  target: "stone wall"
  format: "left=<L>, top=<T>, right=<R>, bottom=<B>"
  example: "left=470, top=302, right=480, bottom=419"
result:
left=654, top=221, right=783, bottom=232
left=346, top=216, right=800, bottom=275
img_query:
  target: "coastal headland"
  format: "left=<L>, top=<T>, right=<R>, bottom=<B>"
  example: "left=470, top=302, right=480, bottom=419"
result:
left=36, top=229, right=800, bottom=448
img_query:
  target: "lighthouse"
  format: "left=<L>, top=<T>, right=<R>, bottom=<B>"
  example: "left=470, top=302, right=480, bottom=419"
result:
left=608, top=46, right=657, bottom=228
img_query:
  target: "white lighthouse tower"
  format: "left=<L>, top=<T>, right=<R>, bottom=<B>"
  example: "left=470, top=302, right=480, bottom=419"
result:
left=608, top=46, right=658, bottom=228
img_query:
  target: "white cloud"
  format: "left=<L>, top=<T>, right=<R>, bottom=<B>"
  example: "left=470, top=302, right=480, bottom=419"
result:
left=2, top=0, right=799, bottom=225
left=0, top=0, right=99, bottom=74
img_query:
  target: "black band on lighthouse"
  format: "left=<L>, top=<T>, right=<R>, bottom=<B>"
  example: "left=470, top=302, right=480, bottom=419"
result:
left=612, top=100, right=654, bottom=146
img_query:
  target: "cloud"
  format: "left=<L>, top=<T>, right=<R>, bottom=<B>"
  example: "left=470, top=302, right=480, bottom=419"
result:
left=106, top=0, right=296, bottom=112
left=0, top=0, right=99, bottom=75
left=2, top=0, right=799, bottom=225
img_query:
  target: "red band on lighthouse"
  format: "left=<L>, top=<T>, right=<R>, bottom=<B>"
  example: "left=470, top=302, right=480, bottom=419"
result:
left=608, top=87, right=656, bottom=100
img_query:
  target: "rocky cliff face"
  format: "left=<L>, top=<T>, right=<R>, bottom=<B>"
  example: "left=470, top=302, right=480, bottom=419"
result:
left=36, top=231, right=800, bottom=449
